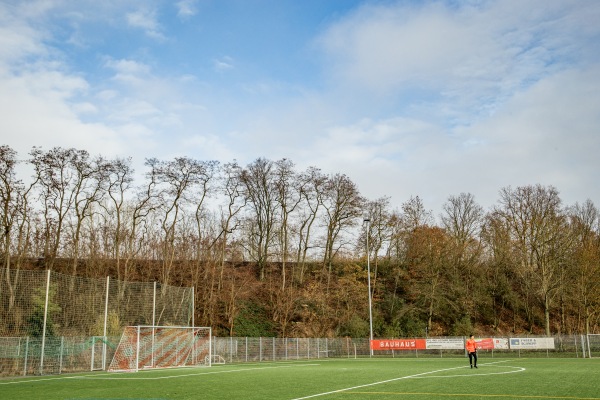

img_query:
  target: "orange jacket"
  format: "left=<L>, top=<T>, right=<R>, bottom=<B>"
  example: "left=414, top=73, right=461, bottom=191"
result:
left=466, top=338, right=477, bottom=353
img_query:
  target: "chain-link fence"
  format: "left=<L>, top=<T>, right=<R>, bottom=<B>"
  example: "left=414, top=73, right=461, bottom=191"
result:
left=211, top=335, right=599, bottom=363
left=1, top=334, right=597, bottom=377
left=2, top=269, right=599, bottom=377
left=0, top=268, right=193, bottom=376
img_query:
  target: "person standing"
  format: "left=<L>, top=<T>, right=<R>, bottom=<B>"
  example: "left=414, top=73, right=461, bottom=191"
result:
left=466, top=335, right=478, bottom=368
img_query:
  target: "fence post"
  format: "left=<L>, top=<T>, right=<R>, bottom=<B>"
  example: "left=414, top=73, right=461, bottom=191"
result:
left=152, top=281, right=157, bottom=325
left=191, top=286, right=195, bottom=328
left=39, top=269, right=51, bottom=375
left=23, top=336, right=29, bottom=376
left=317, top=338, right=320, bottom=359
left=103, top=276, right=110, bottom=370
left=59, top=336, right=64, bottom=374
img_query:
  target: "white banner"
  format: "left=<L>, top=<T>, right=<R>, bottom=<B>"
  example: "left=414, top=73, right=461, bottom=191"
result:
left=426, top=338, right=464, bottom=350
left=509, top=337, right=555, bottom=349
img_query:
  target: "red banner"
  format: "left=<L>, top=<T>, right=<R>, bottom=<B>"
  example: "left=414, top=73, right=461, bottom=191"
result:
left=371, top=339, right=427, bottom=350
left=476, top=338, right=495, bottom=350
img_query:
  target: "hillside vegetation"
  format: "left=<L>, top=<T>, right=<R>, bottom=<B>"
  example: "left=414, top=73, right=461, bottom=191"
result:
left=1, top=145, right=599, bottom=337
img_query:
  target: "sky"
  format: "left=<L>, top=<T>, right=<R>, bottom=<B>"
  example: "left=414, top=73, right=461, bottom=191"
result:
left=1, top=0, right=599, bottom=217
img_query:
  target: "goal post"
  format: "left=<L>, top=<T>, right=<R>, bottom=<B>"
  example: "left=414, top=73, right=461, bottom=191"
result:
left=587, top=334, right=600, bottom=358
left=108, top=326, right=212, bottom=372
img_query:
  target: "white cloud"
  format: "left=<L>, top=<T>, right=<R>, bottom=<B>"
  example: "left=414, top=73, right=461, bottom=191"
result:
left=176, top=0, right=198, bottom=18
left=213, top=56, right=234, bottom=72
left=0, top=0, right=598, bottom=216
left=317, top=1, right=599, bottom=121
left=126, top=7, right=165, bottom=40
left=0, top=69, right=123, bottom=158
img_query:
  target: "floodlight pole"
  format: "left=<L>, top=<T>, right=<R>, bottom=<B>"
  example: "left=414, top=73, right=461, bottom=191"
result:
left=364, top=218, right=374, bottom=357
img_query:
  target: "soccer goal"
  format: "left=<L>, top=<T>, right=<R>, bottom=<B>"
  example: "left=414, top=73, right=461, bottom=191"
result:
left=586, top=334, right=600, bottom=358
left=108, top=326, right=212, bottom=372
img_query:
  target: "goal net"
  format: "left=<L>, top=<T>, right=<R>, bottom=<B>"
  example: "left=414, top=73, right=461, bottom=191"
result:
left=586, top=334, right=600, bottom=358
left=108, top=326, right=212, bottom=372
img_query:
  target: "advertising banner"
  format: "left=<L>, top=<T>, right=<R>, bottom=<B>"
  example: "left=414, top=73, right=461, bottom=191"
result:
left=475, top=338, right=495, bottom=350
left=491, top=338, right=509, bottom=349
left=426, top=338, right=464, bottom=350
left=371, top=339, right=426, bottom=350
left=509, top=337, right=555, bottom=349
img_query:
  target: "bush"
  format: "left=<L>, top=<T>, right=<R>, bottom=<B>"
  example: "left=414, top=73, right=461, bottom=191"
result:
left=233, top=302, right=276, bottom=337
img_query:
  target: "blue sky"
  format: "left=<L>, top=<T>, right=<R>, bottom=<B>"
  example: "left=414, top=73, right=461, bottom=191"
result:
left=1, top=0, right=599, bottom=215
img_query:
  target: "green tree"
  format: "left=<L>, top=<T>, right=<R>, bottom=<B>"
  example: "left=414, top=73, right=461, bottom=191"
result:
left=27, top=284, right=61, bottom=337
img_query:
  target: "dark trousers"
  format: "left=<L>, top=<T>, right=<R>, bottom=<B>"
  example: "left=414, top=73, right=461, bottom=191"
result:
left=468, top=351, right=477, bottom=366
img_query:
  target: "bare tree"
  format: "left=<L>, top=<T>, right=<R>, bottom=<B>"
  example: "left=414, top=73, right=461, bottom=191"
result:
left=240, top=158, right=279, bottom=280
left=215, top=161, right=246, bottom=283
left=0, top=146, right=36, bottom=314
left=102, top=157, right=134, bottom=282
left=295, top=166, right=326, bottom=283
left=401, top=195, right=433, bottom=230
left=29, top=147, right=79, bottom=269
left=441, top=193, right=483, bottom=247
left=321, top=173, right=364, bottom=289
left=68, top=151, right=108, bottom=277
left=440, top=193, right=484, bottom=320
left=480, top=210, right=518, bottom=331
left=567, top=200, right=600, bottom=334
left=496, top=184, right=570, bottom=336
left=0, top=145, right=21, bottom=274
left=405, top=226, right=450, bottom=334
left=149, top=157, right=213, bottom=286
left=273, top=159, right=303, bottom=290
left=361, top=196, right=393, bottom=294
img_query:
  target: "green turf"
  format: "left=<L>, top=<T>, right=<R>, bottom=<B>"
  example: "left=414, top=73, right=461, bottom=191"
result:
left=1, top=358, right=598, bottom=399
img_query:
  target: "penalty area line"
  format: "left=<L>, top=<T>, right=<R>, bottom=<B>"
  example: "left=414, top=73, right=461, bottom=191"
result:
left=0, top=363, right=321, bottom=384
left=347, top=392, right=600, bottom=400
left=290, top=361, right=519, bottom=400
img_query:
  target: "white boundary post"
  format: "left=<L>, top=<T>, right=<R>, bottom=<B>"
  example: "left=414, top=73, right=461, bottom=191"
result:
left=208, top=328, right=212, bottom=367
left=587, top=334, right=592, bottom=358
left=191, top=286, right=195, bottom=328
left=59, top=336, right=64, bottom=374
left=91, top=337, right=95, bottom=371
left=151, top=282, right=156, bottom=367
left=23, top=337, right=29, bottom=376
left=103, top=276, right=110, bottom=370
left=136, top=326, right=141, bottom=372
left=39, top=269, right=51, bottom=375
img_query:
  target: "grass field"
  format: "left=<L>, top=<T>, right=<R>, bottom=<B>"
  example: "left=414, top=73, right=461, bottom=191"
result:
left=1, top=357, right=598, bottom=400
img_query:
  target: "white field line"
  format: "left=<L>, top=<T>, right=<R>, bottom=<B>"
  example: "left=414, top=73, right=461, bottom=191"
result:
left=290, top=360, right=522, bottom=400
left=409, top=364, right=525, bottom=379
left=0, top=363, right=321, bottom=385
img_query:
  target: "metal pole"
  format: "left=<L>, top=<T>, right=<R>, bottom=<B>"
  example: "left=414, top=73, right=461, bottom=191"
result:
left=40, top=270, right=51, bottom=375
left=152, top=281, right=156, bottom=367
left=103, top=276, right=109, bottom=370
left=364, top=218, right=374, bottom=357
left=191, top=286, right=195, bottom=328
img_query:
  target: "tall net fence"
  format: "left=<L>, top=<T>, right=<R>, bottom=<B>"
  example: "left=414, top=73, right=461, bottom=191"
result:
left=0, top=268, right=193, bottom=376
